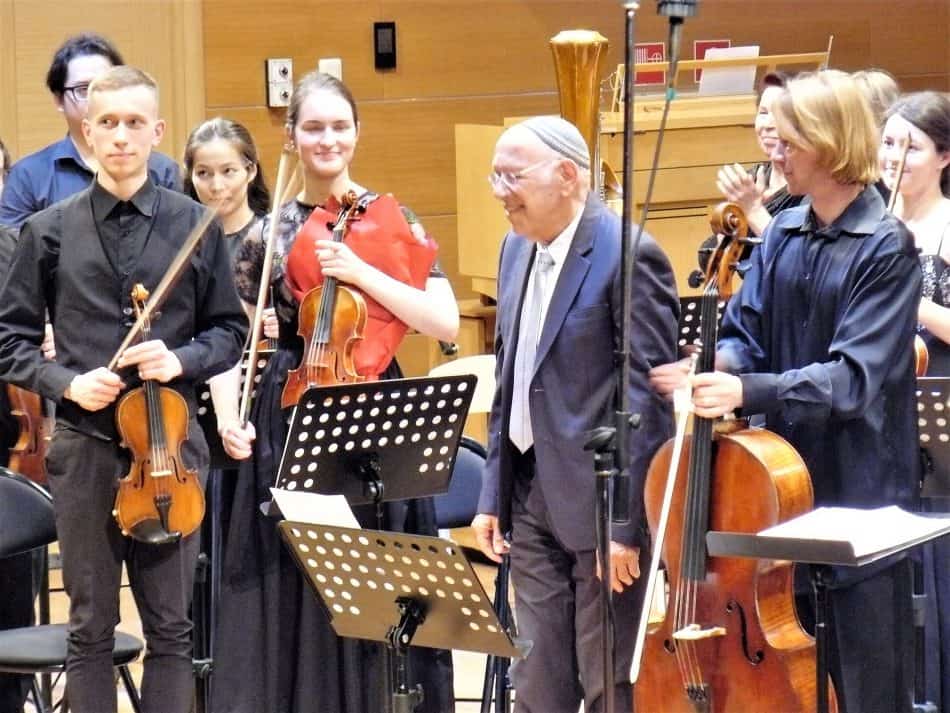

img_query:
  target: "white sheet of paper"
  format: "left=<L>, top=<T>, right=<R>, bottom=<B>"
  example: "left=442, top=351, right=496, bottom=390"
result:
left=270, top=487, right=360, bottom=528
left=698, top=45, right=760, bottom=96
left=760, top=505, right=950, bottom=559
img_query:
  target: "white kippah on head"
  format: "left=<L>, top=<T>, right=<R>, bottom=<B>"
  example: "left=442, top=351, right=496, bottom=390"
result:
left=518, top=115, right=591, bottom=171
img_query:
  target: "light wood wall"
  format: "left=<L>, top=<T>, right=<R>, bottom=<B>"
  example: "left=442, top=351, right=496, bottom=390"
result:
left=203, top=0, right=950, bottom=303
left=0, top=0, right=204, bottom=169
left=2, top=0, right=949, bottom=300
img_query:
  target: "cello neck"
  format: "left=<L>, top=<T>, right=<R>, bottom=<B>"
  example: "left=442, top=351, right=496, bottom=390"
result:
left=681, top=281, right=721, bottom=582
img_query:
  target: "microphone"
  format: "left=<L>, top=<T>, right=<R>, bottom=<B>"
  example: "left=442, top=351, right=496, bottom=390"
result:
left=656, top=0, right=698, bottom=19
left=656, top=1, right=699, bottom=92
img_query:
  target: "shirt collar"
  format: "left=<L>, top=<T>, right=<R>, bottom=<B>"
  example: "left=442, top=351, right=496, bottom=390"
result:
left=91, top=178, right=157, bottom=221
left=539, top=204, right=583, bottom=267
left=51, top=134, right=94, bottom=173
left=795, top=185, right=885, bottom=239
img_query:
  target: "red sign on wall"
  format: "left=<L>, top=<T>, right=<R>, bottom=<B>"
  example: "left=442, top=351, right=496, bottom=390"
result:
left=634, top=42, right=666, bottom=86
left=693, top=39, right=731, bottom=82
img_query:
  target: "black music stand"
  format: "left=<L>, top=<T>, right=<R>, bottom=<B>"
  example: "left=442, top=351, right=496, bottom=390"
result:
left=707, top=506, right=950, bottom=713
left=677, top=296, right=724, bottom=356
left=274, top=376, right=476, bottom=525
left=915, top=377, right=950, bottom=712
left=918, top=378, right=950, bottom=500
left=270, top=375, right=511, bottom=711
left=279, top=523, right=520, bottom=712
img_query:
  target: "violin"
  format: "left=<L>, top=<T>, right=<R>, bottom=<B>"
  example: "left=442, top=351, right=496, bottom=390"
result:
left=113, top=284, right=205, bottom=544
left=634, top=203, right=838, bottom=712
left=915, top=335, right=929, bottom=377
left=7, top=385, right=53, bottom=485
left=281, top=191, right=369, bottom=408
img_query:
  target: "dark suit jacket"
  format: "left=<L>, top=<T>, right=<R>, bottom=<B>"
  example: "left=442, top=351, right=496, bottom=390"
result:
left=478, top=195, right=679, bottom=551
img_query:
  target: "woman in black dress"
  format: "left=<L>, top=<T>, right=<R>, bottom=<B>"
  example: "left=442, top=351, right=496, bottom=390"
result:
left=211, top=72, right=459, bottom=713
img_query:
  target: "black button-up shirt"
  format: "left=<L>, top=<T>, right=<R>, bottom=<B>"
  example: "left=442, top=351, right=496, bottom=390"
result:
left=91, top=180, right=156, bottom=285
left=718, top=186, right=922, bottom=512
left=0, top=179, right=248, bottom=441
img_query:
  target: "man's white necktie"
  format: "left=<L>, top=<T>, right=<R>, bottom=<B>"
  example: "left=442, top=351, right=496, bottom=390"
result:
left=509, top=250, right=555, bottom=453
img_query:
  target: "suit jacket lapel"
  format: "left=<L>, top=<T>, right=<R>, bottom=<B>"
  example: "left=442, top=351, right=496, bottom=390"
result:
left=532, top=198, right=599, bottom=377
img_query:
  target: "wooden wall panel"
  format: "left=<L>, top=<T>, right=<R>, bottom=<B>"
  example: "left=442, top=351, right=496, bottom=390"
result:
left=203, top=0, right=949, bottom=309
left=0, top=0, right=203, bottom=166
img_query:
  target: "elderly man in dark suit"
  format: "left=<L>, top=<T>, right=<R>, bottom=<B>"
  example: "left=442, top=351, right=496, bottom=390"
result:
left=472, top=116, right=679, bottom=713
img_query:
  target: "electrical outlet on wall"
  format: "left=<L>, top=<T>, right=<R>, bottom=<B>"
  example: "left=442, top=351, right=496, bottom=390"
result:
left=266, top=58, right=293, bottom=107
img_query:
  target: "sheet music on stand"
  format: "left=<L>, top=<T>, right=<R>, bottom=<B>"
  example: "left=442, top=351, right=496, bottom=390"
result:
left=195, top=348, right=273, bottom=469
left=274, top=375, right=476, bottom=508
left=917, top=377, right=950, bottom=499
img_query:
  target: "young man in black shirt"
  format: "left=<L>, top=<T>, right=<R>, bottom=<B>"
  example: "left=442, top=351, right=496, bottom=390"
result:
left=652, top=70, right=921, bottom=713
left=0, top=66, right=247, bottom=713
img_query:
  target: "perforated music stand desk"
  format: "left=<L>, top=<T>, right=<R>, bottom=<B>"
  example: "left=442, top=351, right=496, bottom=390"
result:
left=677, top=296, right=724, bottom=356
left=917, top=378, right=950, bottom=500
left=707, top=507, right=950, bottom=713
left=196, top=348, right=273, bottom=469
left=274, top=375, right=477, bottom=509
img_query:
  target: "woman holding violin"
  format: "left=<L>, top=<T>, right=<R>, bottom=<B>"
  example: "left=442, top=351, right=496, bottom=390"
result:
left=881, top=90, right=950, bottom=711
left=651, top=70, right=921, bottom=712
left=212, top=71, right=459, bottom=713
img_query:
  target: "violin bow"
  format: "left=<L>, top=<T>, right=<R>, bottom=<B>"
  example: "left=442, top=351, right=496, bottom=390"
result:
left=239, top=145, right=299, bottom=426
left=630, top=352, right=697, bottom=683
left=107, top=206, right=218, bottom=371
left=886, top=130, right=911, bottom=214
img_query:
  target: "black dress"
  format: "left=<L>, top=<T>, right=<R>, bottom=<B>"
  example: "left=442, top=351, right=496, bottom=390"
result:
left=211, top=199, right=454, bottom=713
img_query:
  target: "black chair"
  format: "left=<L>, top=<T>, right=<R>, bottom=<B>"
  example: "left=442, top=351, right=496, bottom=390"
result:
left=0, top=467, right=144, bottom=713
left=434, top=436, right=488, bottom=530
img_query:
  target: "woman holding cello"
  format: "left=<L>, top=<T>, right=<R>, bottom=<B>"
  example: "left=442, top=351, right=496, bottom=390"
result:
left=211, top=71, right=459, bottom=713
left=651, top=70, right=921, bottom=712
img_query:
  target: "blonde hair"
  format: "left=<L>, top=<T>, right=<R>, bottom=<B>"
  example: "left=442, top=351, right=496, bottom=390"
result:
left=773, top=70, right=879, bottom=185
left=87, top=65, right=159, bottom=106
left=852, top=69, right=899, bottom=127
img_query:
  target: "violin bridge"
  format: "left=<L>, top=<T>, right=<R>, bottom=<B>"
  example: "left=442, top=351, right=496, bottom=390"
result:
left=150, top=469, right=173, bottom=478
left=672, top=623, right=727, bottom=641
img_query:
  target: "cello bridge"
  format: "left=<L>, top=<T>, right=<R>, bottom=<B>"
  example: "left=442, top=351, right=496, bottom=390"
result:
left=672, top=623, right=727, bottom=641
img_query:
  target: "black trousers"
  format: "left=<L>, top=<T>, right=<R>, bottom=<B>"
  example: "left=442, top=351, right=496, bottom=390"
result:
left=508, top=470, right=646, bottom=713
left=46, top=425, right=207, bottom=713
left=797, top=560, right=915, bottom=713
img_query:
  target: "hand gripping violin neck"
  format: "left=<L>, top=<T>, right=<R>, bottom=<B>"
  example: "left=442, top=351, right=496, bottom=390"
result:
left=113, top=284, right=205, bottom=545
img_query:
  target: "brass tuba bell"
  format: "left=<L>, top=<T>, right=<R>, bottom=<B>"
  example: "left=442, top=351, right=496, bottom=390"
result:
left=549, top=29, right=618, bottom=201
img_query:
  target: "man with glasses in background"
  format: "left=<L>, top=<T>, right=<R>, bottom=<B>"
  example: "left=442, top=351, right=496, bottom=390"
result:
left=0, top=33, right=179, bottom=229
left=472, top=115, right=679, bottom=713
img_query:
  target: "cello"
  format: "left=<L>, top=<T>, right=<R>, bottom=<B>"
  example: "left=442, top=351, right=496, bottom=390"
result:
left=281, top=190, right=369, bottom=407
left=634, top=203, right=838, bottom=712
left=113, top=284, right=205, bottom=544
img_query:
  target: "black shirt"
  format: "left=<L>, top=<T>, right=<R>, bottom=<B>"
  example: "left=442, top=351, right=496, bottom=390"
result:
left=91, top=179, right=155, bottom=280
left=0, top=179, right=248, bottom=441
left=718, top=186, right=922, bottom=512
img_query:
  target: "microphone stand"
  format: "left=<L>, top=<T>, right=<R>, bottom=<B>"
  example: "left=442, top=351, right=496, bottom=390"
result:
left=582, top=6, right=642, bottom=713
left=584, top=3, right=694, bottom=711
